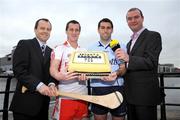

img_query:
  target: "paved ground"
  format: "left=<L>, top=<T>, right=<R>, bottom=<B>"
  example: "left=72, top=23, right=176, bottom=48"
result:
left=1, top=105, right=180, bottom=120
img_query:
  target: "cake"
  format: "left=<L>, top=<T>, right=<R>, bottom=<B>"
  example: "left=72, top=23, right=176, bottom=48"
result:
left=68, top=51, right=111, bottom=78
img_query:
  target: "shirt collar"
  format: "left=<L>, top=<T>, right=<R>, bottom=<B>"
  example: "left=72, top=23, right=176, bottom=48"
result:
left=36, top=37, right=46, bottom=47
left=63, top=40, right=80, bottom=49
left=98, top=40, right=111, bottom=49
left=131, top=27, right=146, bottom=39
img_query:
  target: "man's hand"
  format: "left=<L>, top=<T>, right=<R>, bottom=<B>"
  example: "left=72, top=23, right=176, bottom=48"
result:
left=38, top=84, right=57, bottom=97
left=78, top=73, right=88, bottom=81
left=101, top=72, right=117, bottom=81
left=115, top=48, right=129, bottom=62
left=54, top=66, right=79, bottom=81
left=49, top=84, right=58, bottom=96
left=116, top=63, right=127, bottom=77
left=55, top=71, right=78, bottom=81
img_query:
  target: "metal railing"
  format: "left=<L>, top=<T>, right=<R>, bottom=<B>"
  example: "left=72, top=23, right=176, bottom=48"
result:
left=159, top=72, right=180, bottom=120
left=0, top=72, right=180, bottom=120
left=0, top=75, right=14, bottom=120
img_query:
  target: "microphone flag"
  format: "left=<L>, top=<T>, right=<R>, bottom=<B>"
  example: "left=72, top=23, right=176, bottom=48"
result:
left=110, top=39, right=125, bottom=63
left=110, top=39, right=120, bottom=52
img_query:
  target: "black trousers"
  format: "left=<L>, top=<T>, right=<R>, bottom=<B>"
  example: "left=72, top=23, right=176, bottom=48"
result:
left=13, top=100, right=49, bottom=120
left=127, top=103, right=157, bottom=120
left=13, top=112, right=47, bottom=120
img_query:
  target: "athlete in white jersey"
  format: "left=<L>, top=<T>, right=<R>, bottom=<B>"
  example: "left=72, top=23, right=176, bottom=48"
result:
left=50, top=20, right=88, bottom=120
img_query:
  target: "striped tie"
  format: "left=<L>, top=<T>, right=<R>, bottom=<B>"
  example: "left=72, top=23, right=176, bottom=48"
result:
left=41, top=45, right=45, bottom=56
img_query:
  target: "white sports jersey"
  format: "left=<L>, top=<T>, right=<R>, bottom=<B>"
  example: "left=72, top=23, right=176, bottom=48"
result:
left=51, top=41, right=87, bottom=96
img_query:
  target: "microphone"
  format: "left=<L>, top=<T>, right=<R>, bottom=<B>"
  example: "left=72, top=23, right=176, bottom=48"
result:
left=109, top=39, right=120, bottom=52
left=110, top=39, right=125, bottom=63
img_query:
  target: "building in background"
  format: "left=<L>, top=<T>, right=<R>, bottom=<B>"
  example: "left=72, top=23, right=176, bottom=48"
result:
left=0, top=46, right=15, bottom=74
left=0, top=54, right=12, bottom=72
left=159, top=64, right=175, bottom=73
left=158, top=64, right=180, bottom=73
left=0, top=46, right=180, bottom=74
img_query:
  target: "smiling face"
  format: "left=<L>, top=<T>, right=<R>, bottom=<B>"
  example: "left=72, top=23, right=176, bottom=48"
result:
left=126, top=9, right=144, bottom=32
left=66, top=23, right=80, bottom=43
left=34, top=20, right=52, bottom=43
left=98, top=22, right=113, bottom=42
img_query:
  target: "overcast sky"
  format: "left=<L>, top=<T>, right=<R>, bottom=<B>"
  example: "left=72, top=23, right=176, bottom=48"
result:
left=0, top=0, right=180, bottom=67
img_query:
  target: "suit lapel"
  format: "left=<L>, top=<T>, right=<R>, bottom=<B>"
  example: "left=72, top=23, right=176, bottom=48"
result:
left=129, top=29, right=148, bottom=54
left=32, top=38, right=44, bottom=62
left=31, top=38, right=52, bottom=67
left=43, top=46, right=51, bottom=65
left=127, top=41, right=131, bottom=54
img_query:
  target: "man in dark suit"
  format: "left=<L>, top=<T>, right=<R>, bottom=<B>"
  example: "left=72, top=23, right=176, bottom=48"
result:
left=115, top=8, right=162, bottom=120
left=9, top=18, right=57, bottom=120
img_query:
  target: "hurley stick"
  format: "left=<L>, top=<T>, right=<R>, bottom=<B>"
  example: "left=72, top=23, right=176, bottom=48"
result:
left=57, top=91, right=123, bottom=109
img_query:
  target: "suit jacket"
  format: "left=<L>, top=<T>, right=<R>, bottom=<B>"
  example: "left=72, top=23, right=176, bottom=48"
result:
left=9, top=38, right=56, bottom=116
left=124, top=29, right=162, bottom=106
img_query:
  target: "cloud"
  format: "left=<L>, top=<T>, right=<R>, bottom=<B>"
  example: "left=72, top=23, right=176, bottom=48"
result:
left=0, top=0, right=180, bottom=67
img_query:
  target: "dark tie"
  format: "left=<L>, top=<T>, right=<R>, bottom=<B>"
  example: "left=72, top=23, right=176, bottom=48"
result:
left=41, top=45, right=45, bottom=56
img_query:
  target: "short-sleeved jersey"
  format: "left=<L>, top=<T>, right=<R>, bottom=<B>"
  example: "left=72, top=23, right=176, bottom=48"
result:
left=88, top=40, right=126, bottom=87
left=51, top=41, right=87, bottom=95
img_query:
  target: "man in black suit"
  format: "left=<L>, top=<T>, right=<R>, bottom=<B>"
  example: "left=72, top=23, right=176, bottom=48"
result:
left=9, top=18, right=57, bottom=120
left=115, top=8, right=162, bottom=120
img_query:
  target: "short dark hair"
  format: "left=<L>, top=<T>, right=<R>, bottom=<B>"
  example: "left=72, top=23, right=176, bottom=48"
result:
left=65, top=20, right=81, bottom=32
left=127, top=8, right=144, bottom=18
left=98, top=18, right=113, bottom=29
left=34, top=18, right=52, bottom=29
